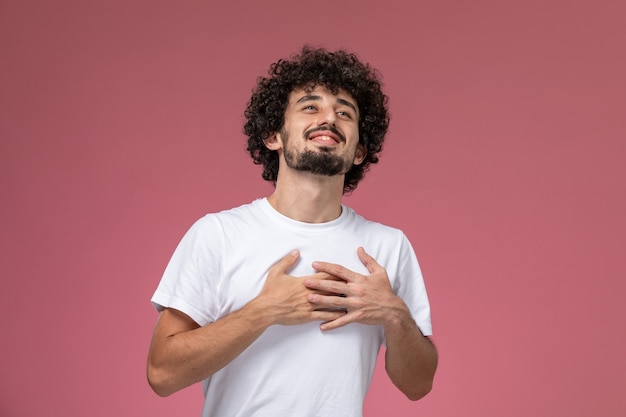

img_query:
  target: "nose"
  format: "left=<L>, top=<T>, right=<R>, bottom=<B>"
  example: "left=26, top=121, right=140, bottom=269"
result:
left=317, top=107, right=336, bottom=127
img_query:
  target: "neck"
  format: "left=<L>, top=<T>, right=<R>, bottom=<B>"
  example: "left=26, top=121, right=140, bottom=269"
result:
left=267, top=172, right=345, bottom=223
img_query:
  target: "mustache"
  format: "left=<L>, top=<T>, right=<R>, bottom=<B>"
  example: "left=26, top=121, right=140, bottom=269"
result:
left=304, top=126, right=346, bottom=143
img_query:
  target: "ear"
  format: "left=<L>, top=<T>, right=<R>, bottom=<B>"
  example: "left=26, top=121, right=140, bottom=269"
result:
left=263, top=132, right=282, bottom=151
left=353, top=143, right=366, bottom=165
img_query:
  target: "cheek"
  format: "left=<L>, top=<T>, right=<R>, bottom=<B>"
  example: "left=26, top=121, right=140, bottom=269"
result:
left=284, top=119, right=305, bottom=137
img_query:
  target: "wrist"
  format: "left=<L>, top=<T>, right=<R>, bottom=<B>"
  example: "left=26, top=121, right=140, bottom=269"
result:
left=382, top=296, right=414, bottom=334
left=243, top=296, right=277, bottom=329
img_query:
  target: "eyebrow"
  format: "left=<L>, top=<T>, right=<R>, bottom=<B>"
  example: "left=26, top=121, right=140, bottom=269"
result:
left=295, top=95, right=359, bottom=116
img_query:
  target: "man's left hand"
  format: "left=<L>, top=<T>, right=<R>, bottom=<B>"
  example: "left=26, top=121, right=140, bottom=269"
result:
left=304, top=246, right=409, bottom=331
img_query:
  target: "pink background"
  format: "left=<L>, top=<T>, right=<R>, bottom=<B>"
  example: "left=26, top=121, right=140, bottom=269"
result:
left=1, top=1, right=625, bottom=416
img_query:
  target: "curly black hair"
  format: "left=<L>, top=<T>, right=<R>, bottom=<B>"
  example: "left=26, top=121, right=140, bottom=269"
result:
left=244, top=46, right=390, bottom=194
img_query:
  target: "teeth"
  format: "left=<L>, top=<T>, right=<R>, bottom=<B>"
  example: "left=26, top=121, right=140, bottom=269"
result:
left=308, top=134, right=336, bottom=143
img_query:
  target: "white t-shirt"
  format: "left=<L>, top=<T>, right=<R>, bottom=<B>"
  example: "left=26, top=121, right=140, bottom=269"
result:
left=152, top=198, right=432, bottom=417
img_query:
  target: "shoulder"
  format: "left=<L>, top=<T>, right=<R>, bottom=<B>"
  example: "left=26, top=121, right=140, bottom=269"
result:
left=343, top=205, right=406, bottom=239
left=194, top=199, right=266, bottom=227
left=182, top=199, right=272, bottom=244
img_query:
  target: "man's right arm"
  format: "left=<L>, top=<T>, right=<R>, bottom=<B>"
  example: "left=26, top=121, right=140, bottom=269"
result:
left=146, top=249, right=345, bottom=397
left=146, top=301, right=272, bottom=397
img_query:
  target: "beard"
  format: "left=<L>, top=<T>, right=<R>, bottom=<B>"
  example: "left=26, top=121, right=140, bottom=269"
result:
left=281, top=129, right=351, bottom=176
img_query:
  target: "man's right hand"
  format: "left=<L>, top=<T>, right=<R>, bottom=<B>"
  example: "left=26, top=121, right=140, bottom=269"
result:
left=252, top=249, right=347, bottom=326
left=147, top=249, right=345, bottom=397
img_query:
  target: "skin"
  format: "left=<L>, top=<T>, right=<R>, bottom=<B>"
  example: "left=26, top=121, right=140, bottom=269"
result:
left=147, top=85, right=438, bottom=400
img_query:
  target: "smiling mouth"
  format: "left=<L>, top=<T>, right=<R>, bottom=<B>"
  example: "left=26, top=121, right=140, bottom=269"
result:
left=305, top=127, right=345, bottom=143
left=310, top=134, right=339, bottom=144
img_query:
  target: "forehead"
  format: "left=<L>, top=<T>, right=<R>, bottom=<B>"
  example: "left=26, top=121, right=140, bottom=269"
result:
left=288, top=85, right=357, bottom=108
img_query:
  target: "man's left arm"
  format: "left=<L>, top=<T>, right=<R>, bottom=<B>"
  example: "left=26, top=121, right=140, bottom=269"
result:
left=380, top=299, right=438, bottom=400
left=305, top=247, right=438, bottom=400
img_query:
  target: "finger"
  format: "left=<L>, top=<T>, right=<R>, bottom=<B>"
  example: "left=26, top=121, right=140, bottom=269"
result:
left=301, top=272, right=343, bottom=292
left=357, top=247, right=381, bottom=274
left=306, top=293, right=348, bottom=309
left=319, top=313, right=353, bottom=331
left=309, top=271, right=342, bottom=281
left=311, top=310, right=346, bottom=323
left=272, top=249, right=300, bottom=273
left=304, top=277, right=347, bottom=295
left=311, top=261, right=355, bottom=282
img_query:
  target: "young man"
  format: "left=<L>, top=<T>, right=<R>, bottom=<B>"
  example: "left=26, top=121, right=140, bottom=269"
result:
left=147, top=46, right=438, bottom=417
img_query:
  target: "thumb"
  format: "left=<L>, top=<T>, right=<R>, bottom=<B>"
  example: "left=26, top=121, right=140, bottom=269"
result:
left=274, top=249, right=300, bottom=273
left=357, top=247, right=379, bottom=273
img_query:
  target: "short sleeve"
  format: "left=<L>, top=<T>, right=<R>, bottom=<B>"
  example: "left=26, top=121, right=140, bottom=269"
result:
left=150, top=215, right=224, bottom=326
left=394, top=234, right=432, bottom=336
